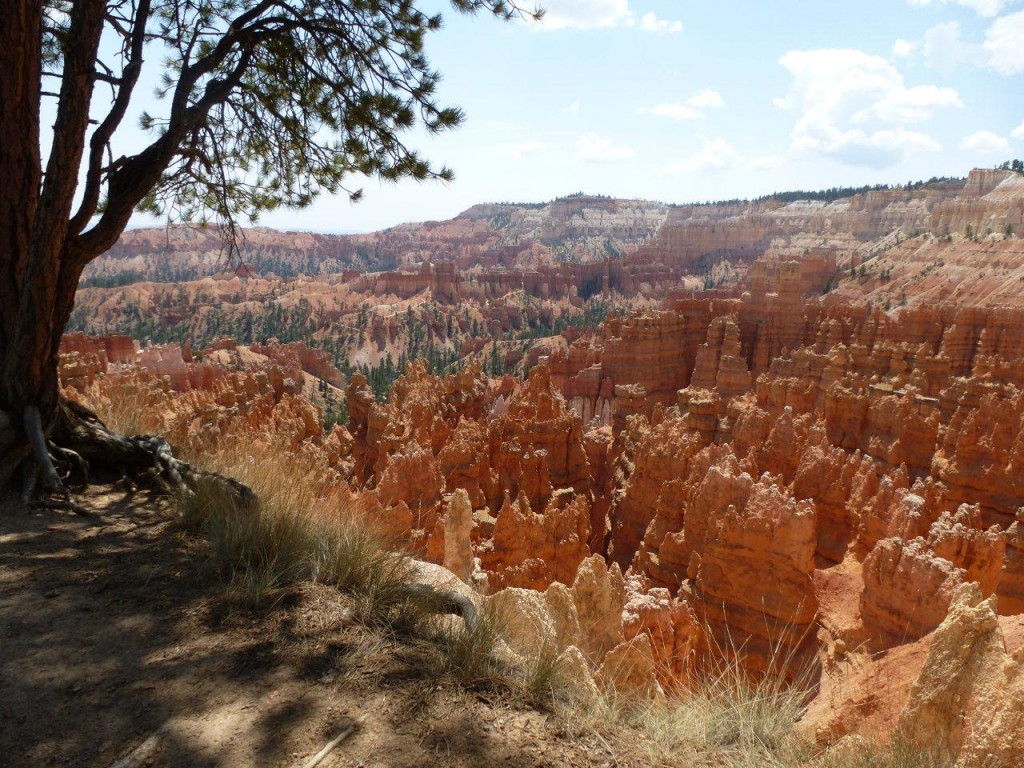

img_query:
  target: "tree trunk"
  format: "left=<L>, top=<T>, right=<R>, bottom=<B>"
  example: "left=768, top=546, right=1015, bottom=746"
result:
left=0, top=0, right=44, bottom=485
left=0, top=1, right=249, bottom=504
left=0, top=1, right=106, bottom=489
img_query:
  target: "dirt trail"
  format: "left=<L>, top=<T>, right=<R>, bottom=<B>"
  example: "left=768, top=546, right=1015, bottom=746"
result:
left=0, top=486, right=614, bottom=768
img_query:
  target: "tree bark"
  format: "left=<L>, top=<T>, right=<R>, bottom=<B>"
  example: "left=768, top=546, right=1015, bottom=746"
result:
left=0, top=0, right=44, bottom=484
left=0, top=1, right=114, bottom=488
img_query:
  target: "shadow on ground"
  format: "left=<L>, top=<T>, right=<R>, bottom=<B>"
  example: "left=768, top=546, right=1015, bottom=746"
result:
left=0, top=484, right=608, bottom=768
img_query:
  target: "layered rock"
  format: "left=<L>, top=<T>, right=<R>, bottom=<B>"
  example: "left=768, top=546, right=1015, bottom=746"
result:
left=485, top=365, right=591, bottom=511
left=685, top=474, right=819, bottom=677
left=63, top=176, right=1024, bottom=758
left=607, top=415, right=702, bottom=569
left=481, top=491, right=591, bottom=591
left=899, top=585, right=1024, bottom=767
left=860, top=537, right=966, bottom=649
left=999, top=509, right=1024, bottom=616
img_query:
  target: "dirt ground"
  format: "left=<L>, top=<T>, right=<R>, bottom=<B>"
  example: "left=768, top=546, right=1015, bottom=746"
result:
left=0, top=485, right=622, bottom=768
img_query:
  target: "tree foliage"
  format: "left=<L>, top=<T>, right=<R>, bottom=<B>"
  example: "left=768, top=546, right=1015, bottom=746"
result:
left=997, top=159, right=1024, bottom=175
left=0, top=0, right=538, bottom=483
left=44, top=0, right=539, bottom=253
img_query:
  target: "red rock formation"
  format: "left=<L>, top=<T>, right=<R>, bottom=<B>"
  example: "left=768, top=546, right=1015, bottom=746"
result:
left=925, top=505, right=1005, bottom=598
left=622, top=574, right=699, bottom=689
left=999, top=509, right=1024, bottom=616
left=481, top=490, right=591, bottom=590
left=688, top=315, right=752, bottom=408
left=860, top=537, right=966, bottom=649
left=63, top=182, right=1024, bottom=758
left=608, top=415, right=703, bottom=570
left=60, top=332, right=138, bottom=365
left=250, top=341, right=345, bottom=388
left=485, top=364, right=591, bottom=511
left=685, top=474, right=819, bottom=677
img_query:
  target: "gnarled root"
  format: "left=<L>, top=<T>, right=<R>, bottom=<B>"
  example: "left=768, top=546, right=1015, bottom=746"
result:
left=17, top=397, right=256, bottom=514
left=24, top=405, right=70, bottom=501
left=49, top=443, right=88, bottom=488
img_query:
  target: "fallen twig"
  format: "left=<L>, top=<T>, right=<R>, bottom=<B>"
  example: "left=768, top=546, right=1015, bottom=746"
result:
left=29, top=499, right=94, bottom=516
left=302, top=714, right=367, bottom=768
left=107, top=723, right=167, bottom=768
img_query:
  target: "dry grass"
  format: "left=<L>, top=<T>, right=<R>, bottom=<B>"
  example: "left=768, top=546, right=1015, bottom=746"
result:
left=568, top=676, right=953, bottom=768
left=86, top=380, right=159, bottom=437
left=560, top=629, right=951, bottom=768
left=178, top=441, right=419, bottom=625
left=422, top=599, right=512, bottom=689
left=571, top=659, right=808, bottom=768
left=419, top=603, right=578, bottom=710
left=808, top=737, right=955, bottom=768
left=520, top=639, right=571, bottom=706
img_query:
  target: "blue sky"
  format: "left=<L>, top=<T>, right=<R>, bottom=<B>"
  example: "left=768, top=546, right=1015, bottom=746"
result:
left=146, top=0, right=1024, bottom=232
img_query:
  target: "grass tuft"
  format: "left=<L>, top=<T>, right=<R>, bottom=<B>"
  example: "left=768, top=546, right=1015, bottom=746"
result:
left=574, top=660, right=808, bottom=768
left=177, top=441, right=418, bottom=626
left=521, top=639, right=569, bottom=707
left=423, top=599, right=511, bottom=689
left=808, top=736, right=955, bottom=768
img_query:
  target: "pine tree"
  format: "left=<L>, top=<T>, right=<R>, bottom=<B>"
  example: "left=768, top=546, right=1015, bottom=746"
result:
left=0, top=0, right=539, bottom=488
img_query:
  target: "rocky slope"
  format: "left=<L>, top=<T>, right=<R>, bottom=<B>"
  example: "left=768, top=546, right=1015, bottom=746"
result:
left=63, top=269, right=1024, bottom=764
left=58, top=165, right=1024, bottom=765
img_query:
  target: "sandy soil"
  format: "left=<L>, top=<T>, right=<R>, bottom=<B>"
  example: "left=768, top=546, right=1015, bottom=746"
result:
left=0, top=486, right=619, bottom=768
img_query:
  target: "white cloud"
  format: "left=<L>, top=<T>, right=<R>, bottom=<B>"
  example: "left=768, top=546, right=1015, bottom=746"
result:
left=892, top=39, right=918, bottom=58
left=636, top=89, right=724, bottom=121
left=920, top=21, right=975, bottom=71
left=562, top=101, right=581, bottom=115
left=776, top=49, right=955, bottom=167
left=638, top=11, right=683, bottom=34
left=538, top=0, right=631, bottom=29
left=665, top=141, right=786, bottom=175
left=961, top=129, right=1010, bottom=151
left=791, top=128, right=941, bottom=167
left=687, top=89, right=725, bottom=109
left=854, top=85, right=963, bottom=123
left=497, top=140, right=550, bottom=157
left=983, top=10, right=1024, bottom=74
left=1012, top=120, right=1024, bottom=139
left=637, top=103, right=703, bottom=120
left=538, top=1, right=681, bottom=33
left=906, top=0, right=1015, bottom=16
left=896, top=12, right=1024, bottom=74
left=748, top=155, right=784, bottom=171
left=576, top=133, right=636, bottom=161
left=889, top=21, right=982, bottom=74
left=667, top=138, right=742, bottom=174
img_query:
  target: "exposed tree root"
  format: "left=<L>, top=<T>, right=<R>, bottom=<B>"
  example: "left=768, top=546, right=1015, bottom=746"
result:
left=24, top=405, right=70, bottom=499
left=302, top=715, right=366, bottom=768
left=13, top=397, right=256, bottom=515
left=20, top=401, right=485, bottom=644
left=49, top=443, right=89, bottom=488
left=106, top=723, right=168, bottom=768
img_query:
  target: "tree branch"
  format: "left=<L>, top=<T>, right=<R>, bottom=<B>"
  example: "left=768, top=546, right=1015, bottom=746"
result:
left=34, top=0, right=106, bottom=248
left=68, top=0, right=152, bottom=234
